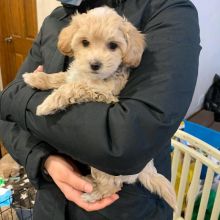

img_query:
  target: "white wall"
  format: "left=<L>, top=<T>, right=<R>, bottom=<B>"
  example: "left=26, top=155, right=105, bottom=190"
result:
left=186, top=0, right=220, bottom=117
left=36, top=0, right=61, bottom=30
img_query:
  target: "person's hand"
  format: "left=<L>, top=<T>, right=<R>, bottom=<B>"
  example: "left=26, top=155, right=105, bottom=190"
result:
left=44, top=155, right=119, bottom=211
left=34, top=65, right=43, bottom=72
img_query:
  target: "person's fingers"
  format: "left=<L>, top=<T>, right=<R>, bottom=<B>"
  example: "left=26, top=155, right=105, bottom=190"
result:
left=82, top=194, right=119, bottom=212
left=56, top=181, right=78, bottom=202
left=45, top=155, right=119, bottom=211
left=34, top=65, right=43, bottom=72
left=61, top=171, right=93, bottom=193
left=45, top=155, right=93, bottom=193
left=59, top=182, right=119, bottom=211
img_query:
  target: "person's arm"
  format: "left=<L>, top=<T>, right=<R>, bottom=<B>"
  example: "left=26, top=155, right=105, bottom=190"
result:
left=0, top=119, right=119, bottom=210
left=0, top=2, right=201, bottom=175
left=0, top=120, right=56, bottom=186
left=0, top=23, right=59, bottom=188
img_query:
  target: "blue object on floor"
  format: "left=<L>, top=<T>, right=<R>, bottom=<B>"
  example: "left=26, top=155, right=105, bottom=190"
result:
left=183, top=120, right=220, bottom=179
left=184, top=120, right=220, bottom=150
left=0, top=188, right=12, bottom=207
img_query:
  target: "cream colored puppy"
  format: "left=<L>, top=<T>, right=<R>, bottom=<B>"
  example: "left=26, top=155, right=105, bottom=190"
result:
left=0, top=154, right=20, bottom=179
left=23, top=7, right=176, bottom=210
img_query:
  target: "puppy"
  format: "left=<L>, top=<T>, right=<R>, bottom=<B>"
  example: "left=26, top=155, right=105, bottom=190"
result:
left=0, top=154, right=20, bottom=179
left=23, top=7, right=176, bottom=210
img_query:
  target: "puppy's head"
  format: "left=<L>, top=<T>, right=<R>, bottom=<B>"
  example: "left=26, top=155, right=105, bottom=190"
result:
left=58, top=7, right=145, bottom=79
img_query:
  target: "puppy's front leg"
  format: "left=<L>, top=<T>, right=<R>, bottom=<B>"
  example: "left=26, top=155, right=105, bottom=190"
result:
left=37, top=82, right=119, bottom=116
left=23, top=72, right=66, bottom=90
left=36, top=83, right=76, bottom=115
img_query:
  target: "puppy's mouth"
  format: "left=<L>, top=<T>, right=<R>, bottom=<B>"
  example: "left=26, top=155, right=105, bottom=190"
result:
left=90, top=64, right=123, bottom=79
left=90, top=71, right=109, bottom=79
left=91, top=70, right=100, bottom=75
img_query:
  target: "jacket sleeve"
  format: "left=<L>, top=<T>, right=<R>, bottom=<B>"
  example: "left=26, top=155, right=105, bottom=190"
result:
left=0, top=2, right=201, bottom=175
left=0, top=21, right=57, bottom=188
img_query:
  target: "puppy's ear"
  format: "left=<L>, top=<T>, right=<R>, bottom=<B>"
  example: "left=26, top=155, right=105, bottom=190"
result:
left=121, top=20, right=146, bottom=67
left=57, top=14, right=80, bottom=56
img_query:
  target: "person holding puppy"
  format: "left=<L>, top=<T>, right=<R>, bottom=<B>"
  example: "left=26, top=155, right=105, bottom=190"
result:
left=0, top=0, right=201, bottom=219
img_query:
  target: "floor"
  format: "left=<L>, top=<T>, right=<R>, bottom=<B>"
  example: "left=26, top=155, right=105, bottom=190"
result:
left=188, top=109, right=220, bottom=132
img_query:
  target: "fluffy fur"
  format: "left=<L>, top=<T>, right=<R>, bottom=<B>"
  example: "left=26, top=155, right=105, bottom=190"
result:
left=0, top=154, right=20, bottom=179
left=23, top=7, right=176, bottom=210
left=0, top=206, right=18, bottom=220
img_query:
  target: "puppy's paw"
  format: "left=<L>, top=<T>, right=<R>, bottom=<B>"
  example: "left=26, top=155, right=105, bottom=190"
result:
left=81, top=176, right=101, bottom=202
left=23, top=72, right=36, bottom=87
left=23, top=72, right=48, bottom=90
left=109, top=96, right=119, bottom=103
left=81, top=190, right=103, bottom=203
left=81, top=182, right=121, bottom=203
left=36, top=103, right=57, bottom=116
left=97, top=94, right=118, bottom=104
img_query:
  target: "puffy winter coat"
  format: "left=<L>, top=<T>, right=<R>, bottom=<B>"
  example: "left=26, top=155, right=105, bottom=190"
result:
left=0, top=0, right=201, bottom=219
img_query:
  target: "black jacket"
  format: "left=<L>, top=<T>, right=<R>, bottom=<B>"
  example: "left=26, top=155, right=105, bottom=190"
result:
left=0, top=0, right=201, bottom=219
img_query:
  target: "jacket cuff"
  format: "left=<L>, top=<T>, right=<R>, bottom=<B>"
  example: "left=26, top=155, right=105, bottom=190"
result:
left=25, top=142, right=57, bottom=188
left=41, top=155, right=54, bottom=183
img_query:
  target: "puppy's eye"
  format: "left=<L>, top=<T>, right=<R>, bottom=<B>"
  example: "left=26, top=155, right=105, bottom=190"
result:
left=107, top=42, right=118, bottom=51
left=82, top=40, right=90, bottom=47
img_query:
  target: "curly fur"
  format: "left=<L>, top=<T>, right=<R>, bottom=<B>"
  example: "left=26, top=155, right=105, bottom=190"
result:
left=23, top=6, right=176, bottom=210
left=0, top=154, right=20, bottom=179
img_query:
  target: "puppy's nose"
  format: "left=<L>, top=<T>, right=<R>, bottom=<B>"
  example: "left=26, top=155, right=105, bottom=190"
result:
left=90, top=61, right=102, bottom=71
